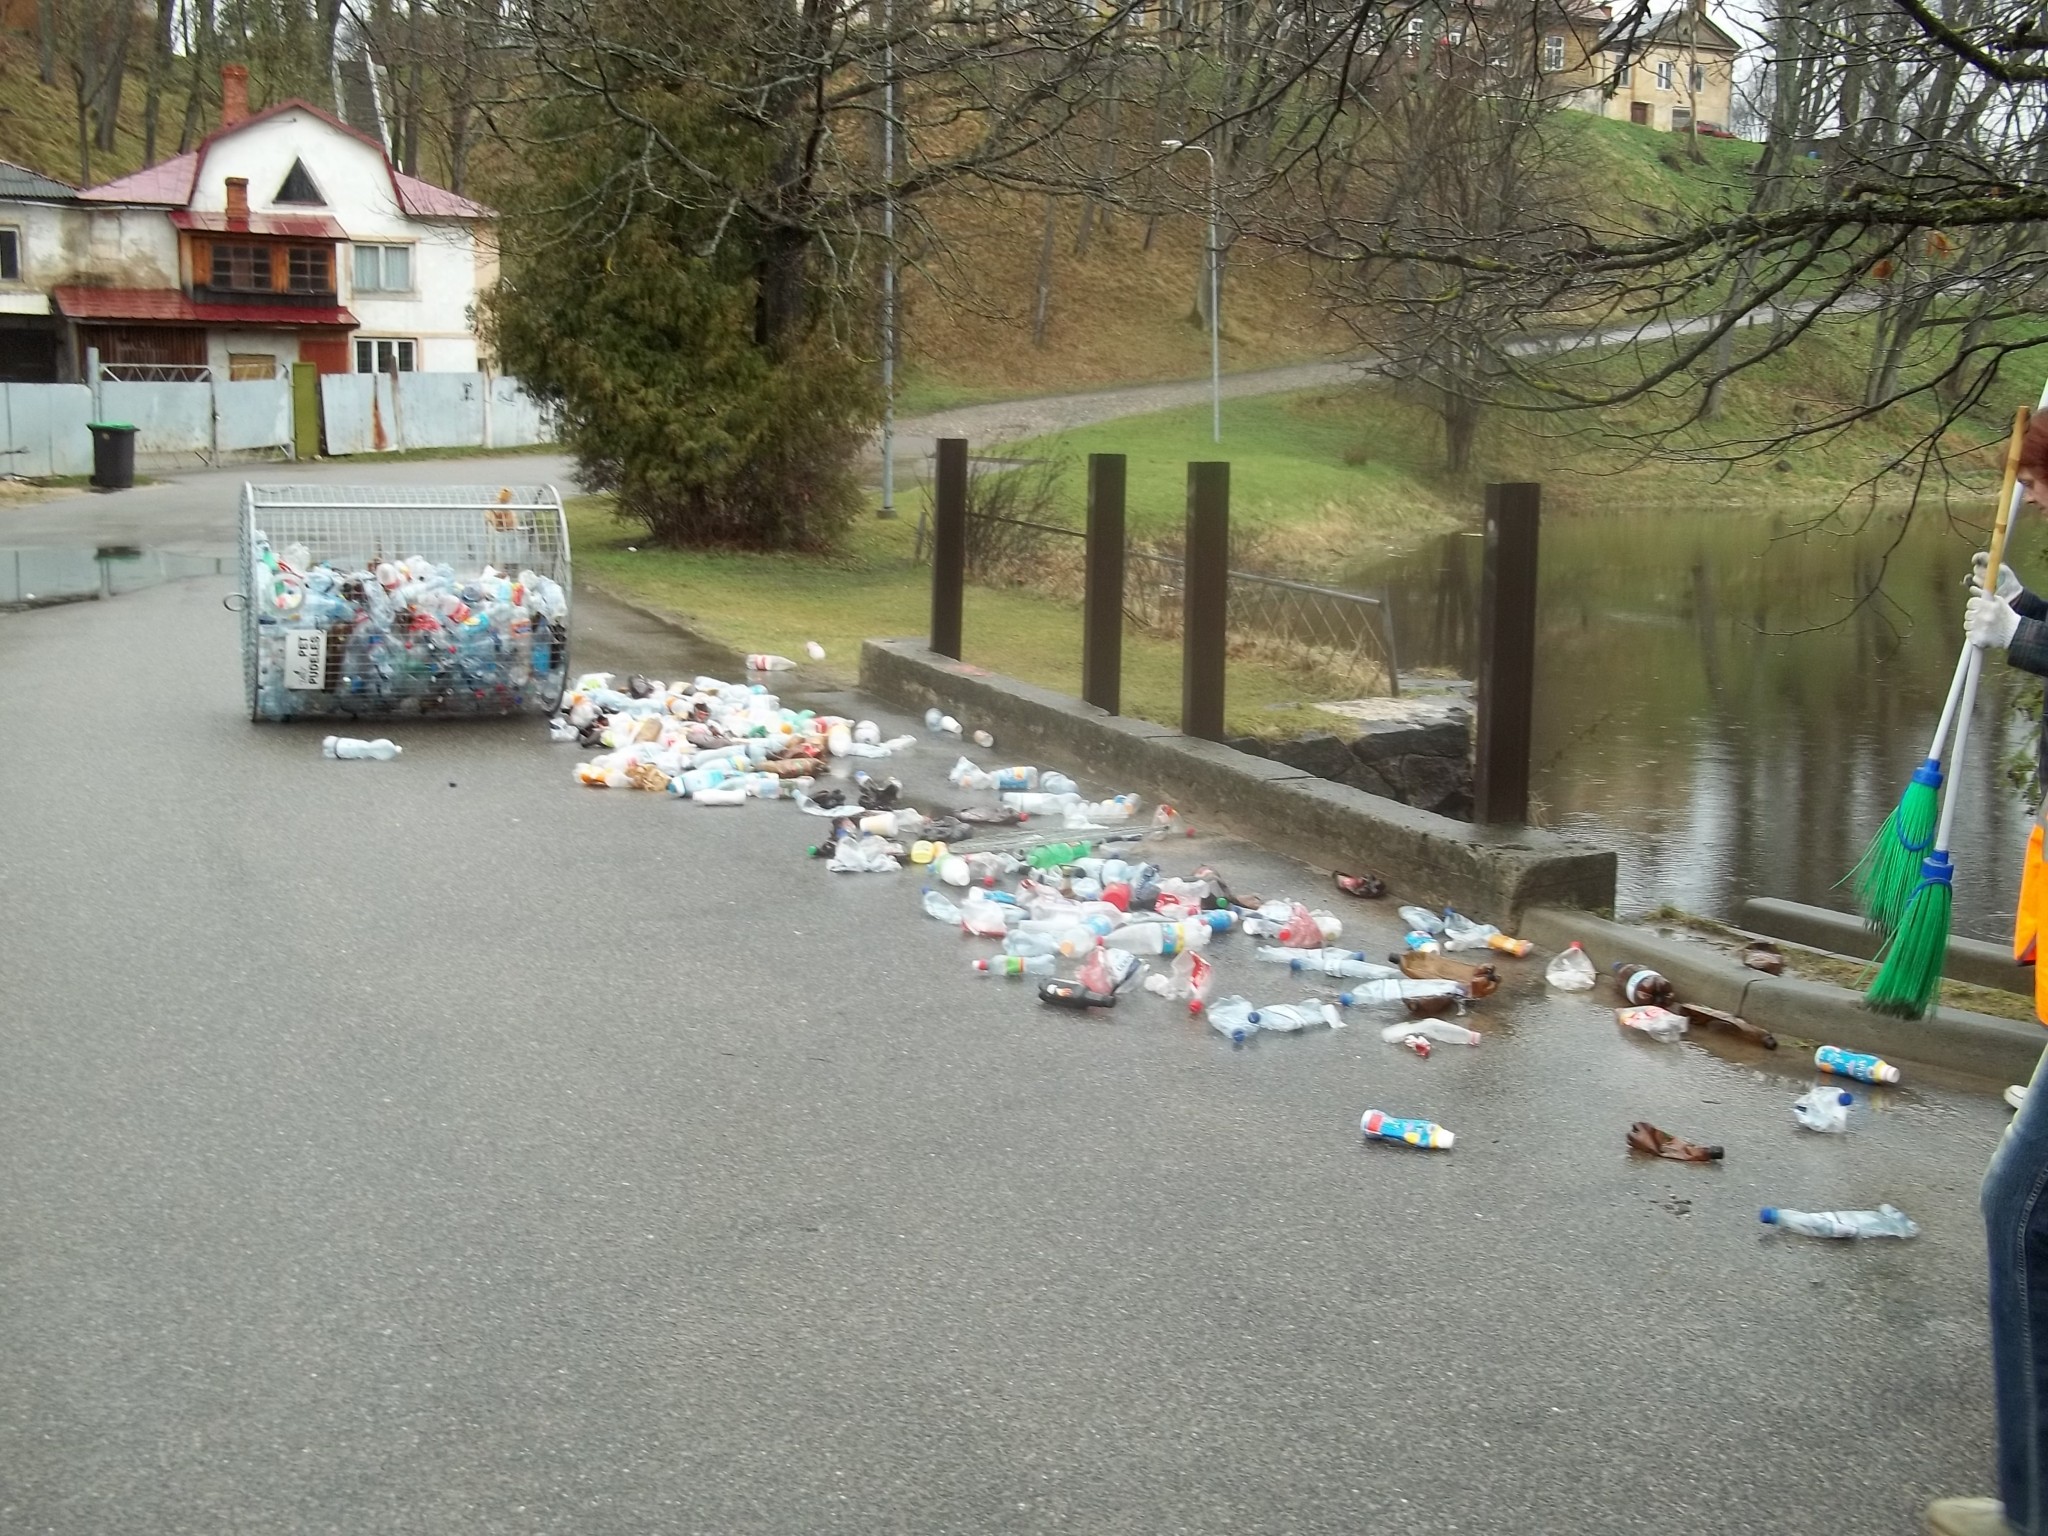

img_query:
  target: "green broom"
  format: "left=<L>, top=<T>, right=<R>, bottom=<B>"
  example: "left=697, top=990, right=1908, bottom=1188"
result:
left=1844, top=647, right=1969, bottom=933
left=1867, top=405, right=2030, bottom=1018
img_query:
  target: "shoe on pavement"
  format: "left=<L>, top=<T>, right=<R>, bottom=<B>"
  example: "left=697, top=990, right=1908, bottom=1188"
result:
left=1926, top=1496, right=2016, bottom=1535
left=2008, top=1084, right=2029, bottom=1112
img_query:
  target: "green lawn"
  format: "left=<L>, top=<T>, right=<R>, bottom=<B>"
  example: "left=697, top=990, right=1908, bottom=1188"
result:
left=568, top=498, right=1351, bottom=738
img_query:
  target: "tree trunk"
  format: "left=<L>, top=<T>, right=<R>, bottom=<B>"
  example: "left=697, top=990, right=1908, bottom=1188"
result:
left=1031, top=196, right=1057, bottom=347
left=94, top=18, right=135, bottom=154
left=179, top=0, right=212, bottom=152
left=37, top=0, right=56, bottom=85
left=755, top=227, right=810, bottom=350
left=142, top=0, right=172, bottom=165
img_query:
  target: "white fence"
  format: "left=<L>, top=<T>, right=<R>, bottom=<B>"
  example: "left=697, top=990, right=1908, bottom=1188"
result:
left=319, top=372, right=552, bottom=455
left=0, top=371, right=554, bottom=477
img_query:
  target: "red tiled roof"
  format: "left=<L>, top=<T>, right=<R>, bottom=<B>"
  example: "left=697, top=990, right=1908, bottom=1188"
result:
left=395, top=170, right=492, bottom=220
left=78, top=101, right=490, bottom=220
left=170, top=209, right=347, bottom=238
left=53, top=286, right=357, bottom=328
left=80, top=151, right=199, bottom=206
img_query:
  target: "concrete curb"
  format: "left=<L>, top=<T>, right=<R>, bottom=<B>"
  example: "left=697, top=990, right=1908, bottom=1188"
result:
left=1737, top=896, right=2028, bottom=996
left=1520, top=906, right=2047, bottom=1083
left=858, top=637, right=1617, bottom=925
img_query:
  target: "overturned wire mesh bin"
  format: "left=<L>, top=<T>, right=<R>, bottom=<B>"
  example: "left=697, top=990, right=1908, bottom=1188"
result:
left=239, top=483, right=571, bottom=722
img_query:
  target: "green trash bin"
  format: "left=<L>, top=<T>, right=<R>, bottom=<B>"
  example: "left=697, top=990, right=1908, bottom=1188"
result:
left=88, top=422, right=137, bottom=490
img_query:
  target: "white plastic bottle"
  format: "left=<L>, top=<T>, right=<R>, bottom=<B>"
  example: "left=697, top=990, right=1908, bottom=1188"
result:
left=1759, top=1204, right=1919, bottom=1239
left=1381, top=1018, right=1481, bottom=1047
left=1397, top=905, right=1444, bottom=935
left=1545, top=942, right=1597, bottom=991
left=1258, top=947, right=1401, bottom=980
left=1255, top=1000, right=1339, bottom=1034
left=1336, top=979, right=1464, bottom=1008
left=1205, top=995, right=1261, bottom=1043
left=1792, top=1087, right=1855, bottom=1133
left=322, top=735, right=400, bottom=760
left=745, top=653, right=797, bottom=671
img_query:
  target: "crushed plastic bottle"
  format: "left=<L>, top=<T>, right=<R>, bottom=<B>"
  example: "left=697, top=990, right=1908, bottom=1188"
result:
left=1037, top=978, right=1116, bottom=1010
left=1360, top=1109, right=1454, bottom=1150
left=1816, top=1046, right=1901, bottom=1085
left=1105, top=920, right=1210, bottom=957
left=1025, top=841, right=1093, bottom=870
left=922, top=708, right=964, bottom=737
left=1334, top=870, right=1387, bottom=899
left=745, top=654, right=796, bottom=671
left=1397, top=906, right=1444, bottom=936
left=1380, top=1018, right=1480, bottom=1047
left=1627, top=1122, right=1724, bottom=1162
left=1793, top=1087, right=1856, bottom=1133
left=1759, top=1204, right=1919, bottom=1239
left=1337, top=979, right=1465, bottom=1010
left=1616, top=1005, right=1688, bottom=1043
left=827, top=834, right=900, bottom=873
left=1252, top=999, right=1339, bottom=1034
left=1440, top=909, right=1536, bottom=957
left=1079, top=946, right=1146, bottom=995
left=1257, top=947, right=1402, bottom=980
left=1545, top=942, right=1598, bottom=991
left=322, top=735, right=400, bottom=760
left=976, top=954, right=1056, bottom=977
left=1204, top=995, right=1261, bottom=1043
left=1142, top=951, right=1215, bottom=1012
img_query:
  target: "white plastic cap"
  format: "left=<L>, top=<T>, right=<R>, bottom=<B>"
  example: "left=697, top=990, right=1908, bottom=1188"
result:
left=1434, top=1130, right=1456, bottom=1150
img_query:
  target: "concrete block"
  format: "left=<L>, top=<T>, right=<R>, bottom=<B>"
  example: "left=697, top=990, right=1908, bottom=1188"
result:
left=1269, top=732, right=1355, bottom=780
left=1351, top=718, right=1469, bottom=764
left=1737, top=896, right=2028, bottom=997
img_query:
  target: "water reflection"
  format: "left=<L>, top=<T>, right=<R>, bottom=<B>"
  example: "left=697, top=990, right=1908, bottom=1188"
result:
left=1345, top=505, right=2040, bottom=940
left=0, top=547, right=228, bottom=607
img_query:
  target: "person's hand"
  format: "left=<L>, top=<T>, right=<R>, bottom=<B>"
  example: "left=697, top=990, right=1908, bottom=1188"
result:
left=1967, top=589, right=2022, bottom=650
left=1972, top=552, right=2024, bottom=602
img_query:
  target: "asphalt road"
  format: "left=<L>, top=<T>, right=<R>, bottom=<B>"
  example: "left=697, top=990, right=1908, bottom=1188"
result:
left=0, top=464, right=2024, bottom=1534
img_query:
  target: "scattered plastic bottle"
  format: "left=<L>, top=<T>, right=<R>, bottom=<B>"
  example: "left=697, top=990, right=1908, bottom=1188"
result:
left=1440, top=910, right=1536, bottom=957
left=1400, top=931, right=1442, bottom=955
left=1037, top=979, right=1117, bottom=1010
left=1026, top=841, right=1094, bottom=870
left=1380, top=1018, right=1480, bottom=1047
left=1627, top=1122, right=1724, bottom=1162
left=805, top=641, right=827, bottom=660
left=745, top=654, right=796, bottom=671
left=1205, top=995, right=1261, bottom=1043
left=1611, top=962, right=1677, bottom=1007
left=1545, top=942, right=1597, bottom=991
left=1397, top=906, right=1444, bottom=935
left=1616, top=1005, right=1688, bottom=1043
left=1105, top=920, right=1209, bottom=957
left=976, top=955, right=1056, bottom=977
left=1254, top=1000, right=1339, bottom=1034
left=1816, top=1046, right=1901, bottom=1085
left=827, top=834, right=899, bottom=874
left=1337, top=979, right=1464, bottom=1010
left=1759, top=1204, right=1919, bottom=1240
left=322, top=735, right=401, bottom=760
left=1793, top=1087, right=1855, bottom=1133
left=1334, top=870, right=1387, bottom=899
left=1258, top=947, right=1402, bottom=980
left=1143, top=951, right=1215, bottom=1012
left=1079, top=946, right=1145, bottom=995
left=921, top=889, right=963, bottom=924
left=1361, top=1110, right=1454, bottom=1150
left=973, top=729, right=995, bottom=748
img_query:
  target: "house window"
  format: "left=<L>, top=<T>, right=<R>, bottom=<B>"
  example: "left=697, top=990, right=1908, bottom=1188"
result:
left=355, top=338, right=416, bottom=374
left=211, top=243, right=272, bottom=291
left=1655, top=58, right=1673, bottom=89
left=1404, top=15, right=1425, bottom=54
left=286, top=246, right=332, bottom=293
left=1671, top=105, right=1693, bottom=131
left=1689, top=62, right=1705, bottom=91
left=0, top=229, right=18, bottom=282
left=353, top=244, right=413, bottom=293
left=1542, top=33, right=1565, bottom=70
left=275, top=159, right=324, bottom=205
left=1612, top=52, right=1631, bottom=85
left=228, top=352, right=278, bottom=381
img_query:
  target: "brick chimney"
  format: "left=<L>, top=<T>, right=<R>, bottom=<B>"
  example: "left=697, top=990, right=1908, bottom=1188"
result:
left=221, top=63, right=249, bottom=128
left=225, top=177, right=250, bottom=228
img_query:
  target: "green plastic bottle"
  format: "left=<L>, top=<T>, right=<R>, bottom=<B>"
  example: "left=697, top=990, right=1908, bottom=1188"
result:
left=1026, top=840, right=1092, bottom=870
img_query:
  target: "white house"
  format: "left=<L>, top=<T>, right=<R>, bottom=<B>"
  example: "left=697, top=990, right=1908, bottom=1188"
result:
left=42, top=65, right=494, bottom=383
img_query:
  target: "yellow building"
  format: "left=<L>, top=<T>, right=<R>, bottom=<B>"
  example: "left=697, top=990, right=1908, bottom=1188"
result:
left=1582, top=0, right=1741, bottom=133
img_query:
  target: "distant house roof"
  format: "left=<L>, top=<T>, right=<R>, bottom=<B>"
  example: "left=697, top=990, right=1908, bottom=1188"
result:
left=1602, top=2, right=1742, bottom=52
left=52, top=285, right=358, bottom=329
left=169, top=209, right=348, bottom=238
left=0, top=159, right=80, bottom=203
left=78, top=100, right=494, bottom=219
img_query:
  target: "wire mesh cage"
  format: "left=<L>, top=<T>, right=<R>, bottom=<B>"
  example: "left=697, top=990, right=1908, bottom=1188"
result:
left=238, top=483, right=572, bottom=723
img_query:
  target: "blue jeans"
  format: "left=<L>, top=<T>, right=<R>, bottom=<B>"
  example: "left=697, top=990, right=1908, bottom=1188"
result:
left=1988, top=1047, right=2048, bottom=1535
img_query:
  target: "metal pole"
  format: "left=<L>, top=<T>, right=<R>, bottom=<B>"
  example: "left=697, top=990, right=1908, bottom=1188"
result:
left=1473, top=483, right=1540, bottom=825
left=1182, top=461, right=1229, bottom=741
left=930, top=437, right=968, bottom=659
left=878, top=0, right=897, bottom=519
left=1082, top=453, right=1127, bottom=715
left=1207, top=156, right=1220, bottom=445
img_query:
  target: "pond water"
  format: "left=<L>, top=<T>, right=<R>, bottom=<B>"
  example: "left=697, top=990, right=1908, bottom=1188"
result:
left=1342, top=502, right=2045, bottom=943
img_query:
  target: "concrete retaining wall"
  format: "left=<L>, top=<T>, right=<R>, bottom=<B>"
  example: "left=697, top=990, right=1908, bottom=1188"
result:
left=859, top=637, right=1617, bottom=924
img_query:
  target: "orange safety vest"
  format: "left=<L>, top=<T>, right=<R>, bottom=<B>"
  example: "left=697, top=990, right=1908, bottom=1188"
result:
left=2016, top=823, right=2048, bottom=1023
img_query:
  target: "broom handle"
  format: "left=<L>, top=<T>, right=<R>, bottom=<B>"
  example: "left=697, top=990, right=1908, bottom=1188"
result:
left=1929, top=402, right=2038, bottom=762
left=1933, top=406, right=2034, bottom=855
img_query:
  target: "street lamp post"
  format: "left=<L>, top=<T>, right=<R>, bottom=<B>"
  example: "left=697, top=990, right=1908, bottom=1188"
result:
left=1161, top=138, right=1220, bottom=444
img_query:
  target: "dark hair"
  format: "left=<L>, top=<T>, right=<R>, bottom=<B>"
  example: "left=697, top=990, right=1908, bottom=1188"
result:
left=2023, top=410, right=2048, bottom=481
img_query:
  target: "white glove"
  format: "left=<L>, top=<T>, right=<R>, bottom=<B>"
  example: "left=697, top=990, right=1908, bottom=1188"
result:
left=1967, top=589, right=2022, bottom=650
left=1972, top=552, right=2024, bottom=602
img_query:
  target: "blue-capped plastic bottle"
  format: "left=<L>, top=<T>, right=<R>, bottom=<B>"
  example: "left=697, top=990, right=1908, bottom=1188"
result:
left=1205, top=995, right=1261, bottom=1043
left=1759, top=1204, right=1918, bottom=1239
left=1361, top=1109, right=1455, bottom=1149
left=1816, top=1046, right=1901, bottom=1084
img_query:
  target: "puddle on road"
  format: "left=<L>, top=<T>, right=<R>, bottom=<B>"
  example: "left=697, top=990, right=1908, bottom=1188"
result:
left=0, top=547, right=230, bottom=609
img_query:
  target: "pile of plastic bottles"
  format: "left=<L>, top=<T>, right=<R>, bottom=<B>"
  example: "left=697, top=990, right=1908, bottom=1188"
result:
left=250, top=532, right=569, bottom=720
